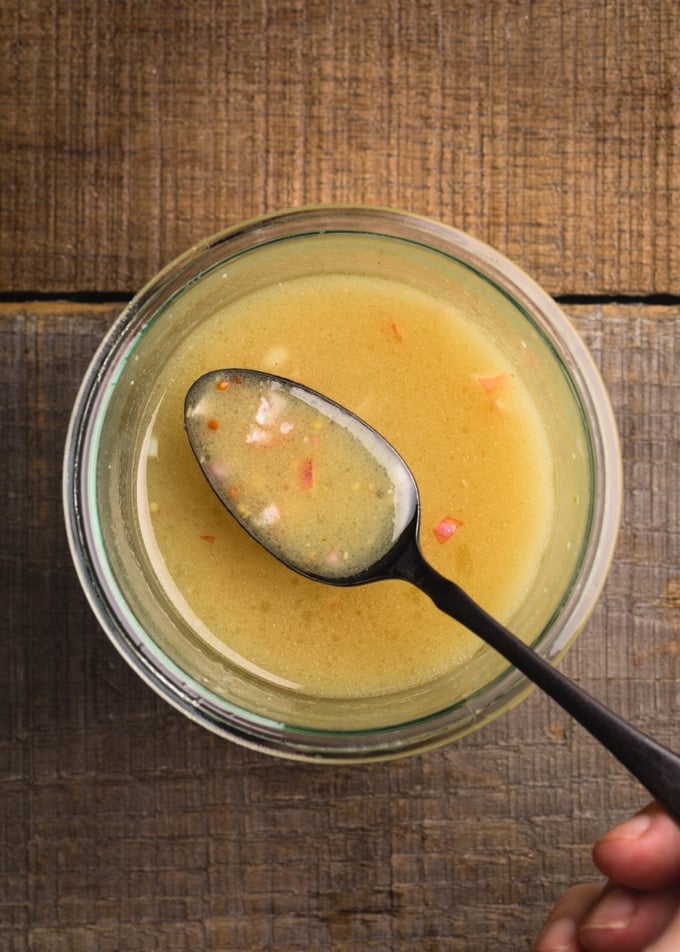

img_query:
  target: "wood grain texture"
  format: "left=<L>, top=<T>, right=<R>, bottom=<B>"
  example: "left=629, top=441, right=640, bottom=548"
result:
left=1, top=0, right=679, bottom=296
left=2, top=1, right=679, bottom=947
left=1, top=300, right=678, bottom=950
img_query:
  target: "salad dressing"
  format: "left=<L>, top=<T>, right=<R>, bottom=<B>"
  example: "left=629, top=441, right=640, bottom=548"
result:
left=140, top=271, right=555, bottom=697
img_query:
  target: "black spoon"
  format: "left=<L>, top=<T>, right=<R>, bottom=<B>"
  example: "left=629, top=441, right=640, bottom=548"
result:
left=185, top=368, right=680, bottom=818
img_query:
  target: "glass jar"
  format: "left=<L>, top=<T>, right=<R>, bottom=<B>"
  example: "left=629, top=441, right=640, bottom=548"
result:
left=63, top=207, right=621, bottom=761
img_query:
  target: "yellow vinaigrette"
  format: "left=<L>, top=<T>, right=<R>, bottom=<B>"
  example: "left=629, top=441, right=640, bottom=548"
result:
left=140, top=271, right=554, bottom=697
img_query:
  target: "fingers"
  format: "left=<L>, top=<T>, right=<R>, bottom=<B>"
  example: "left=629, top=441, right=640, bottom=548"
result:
left=593, top=803, right=680, bottom=891
left=535, top=882, right=680, bottom=952
left=645, top=904, right=680, bottom=951
left=578, top=885, right=680, bottom=952
left=535, top=806, right=680, bottom=952
left=533, top=883, right=600, bottom=951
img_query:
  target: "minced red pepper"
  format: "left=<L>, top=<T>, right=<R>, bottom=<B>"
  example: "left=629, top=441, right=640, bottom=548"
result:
left=476, top=373, right=508, bottom=393
left=433, top=516, right=463, bottom=543
left=300, top=457, right=314, bottom=491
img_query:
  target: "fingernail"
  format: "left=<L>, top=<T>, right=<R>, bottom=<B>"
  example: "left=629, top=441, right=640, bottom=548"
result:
left=535, top=915, right=577, bottom=950
left=602, top=811, right=652, bottom=841
left=582, top=888, right=636, bottom=931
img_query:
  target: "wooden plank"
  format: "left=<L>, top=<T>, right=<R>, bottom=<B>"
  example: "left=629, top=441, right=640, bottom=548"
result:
left=1, top=299, right=678, bottom=948
left=1, top=0, right=678, bottom=296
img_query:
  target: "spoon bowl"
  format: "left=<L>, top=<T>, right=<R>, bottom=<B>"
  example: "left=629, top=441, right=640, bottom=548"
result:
left=185, top=367, right=419, bottom=585
left=186, top=368, right=680, bottom=818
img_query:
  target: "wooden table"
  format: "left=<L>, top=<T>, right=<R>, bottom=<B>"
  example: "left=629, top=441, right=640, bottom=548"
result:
left=2, top=2, right=678, bottom=949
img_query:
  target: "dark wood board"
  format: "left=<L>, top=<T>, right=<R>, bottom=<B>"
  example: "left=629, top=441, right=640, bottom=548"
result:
left=1, top=0, right=679, bottom=296
left=1, top=299, right=677, bottom=949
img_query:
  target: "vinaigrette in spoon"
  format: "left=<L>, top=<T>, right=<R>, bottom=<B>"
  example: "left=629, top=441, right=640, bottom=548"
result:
left=184, top=368, right=417, bottom=581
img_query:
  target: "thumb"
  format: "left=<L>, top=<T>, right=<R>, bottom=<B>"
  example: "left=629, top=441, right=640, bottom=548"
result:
left=593, top=803, right=680, bottom=892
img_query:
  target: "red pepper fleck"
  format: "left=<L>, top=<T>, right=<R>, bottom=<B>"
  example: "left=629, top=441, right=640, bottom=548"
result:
left=216, top=380, right=229, bottom=391
left=390, top=321, right=403, bottom=341
left=300, top=457, right=314, bottom=491
left=200, top=534, right=216, bottom=543
left=207, top=418, right=220, bottom=430
left=476, top=373, right=508, bottom=394
left=433, top=516, right=463, bottom=544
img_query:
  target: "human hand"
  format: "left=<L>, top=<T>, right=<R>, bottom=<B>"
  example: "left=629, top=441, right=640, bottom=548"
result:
left=533, top=803, right=680, bottom=951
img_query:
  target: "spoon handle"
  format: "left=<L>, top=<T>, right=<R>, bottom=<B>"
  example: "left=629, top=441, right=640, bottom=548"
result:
left=404, top=554, right=680, bottom=822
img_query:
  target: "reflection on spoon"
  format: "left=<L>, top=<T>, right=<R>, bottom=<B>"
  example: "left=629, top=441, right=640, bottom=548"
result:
left=185, top=368, right=680, bottom=819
